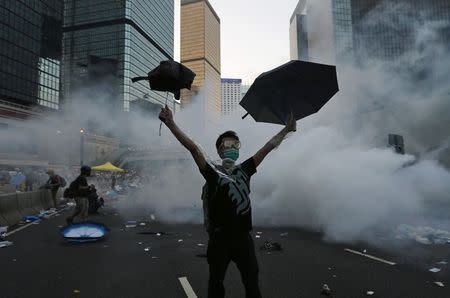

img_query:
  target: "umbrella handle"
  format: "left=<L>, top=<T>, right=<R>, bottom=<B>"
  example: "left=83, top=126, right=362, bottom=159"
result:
left=159, top=92, right=170, bottom=137
left=131, top=76, right=148, bottom=83
left=242, top=113, right=249, bottom=120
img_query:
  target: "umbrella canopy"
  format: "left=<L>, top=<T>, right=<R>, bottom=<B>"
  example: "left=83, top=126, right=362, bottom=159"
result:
left=92, top=162, right=124, bottom=172
left=10, top=173, right=25, bottom=186
left=240, top=60, right=339, bottom=125
left=131, top=60, right=196, bottom=100
left=61, top=222, right=109, bottom=243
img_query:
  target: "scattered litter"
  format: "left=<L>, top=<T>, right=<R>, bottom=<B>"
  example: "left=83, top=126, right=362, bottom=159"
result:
left=138, top=231, right=166, bottom=236
left=255, top=235, right=261, bottom=239
left=367, top=291, right=375, bottom=296
left=138, top=242, right=143, bottom=245
left=73, top=289, right=80, bottom=294
left=157, top=233, right=162, bottom=236
left=139, top=222, right=146, bottom=226
left=256, top=231, right=262, bottom=235
left=125, top=221, right=137, bottom=228
left=197, top=243, right=205, bottom=246
left=144, top=247, right=150, bottom=252
left=61, top=222, right=109, bottom=243
left=280, top=232, right=288, bottom=237
left=321, top=284, right=331, bottom=296
left=0, top=226, right=7, bottom=238
left=332, top=275, right=337, bottom=278
left=24, top=215, right=40, bottom=222
left=363, top=249, right=367, bottom=254
left=150, top=214, right=156, bottom=221
left=178, top=239, right=183, bottom=242
left=67, top=202, right=76, bottom=207
left=0, top=241, right=13, bottom=248
left=260, top=241, right=282, bottom=252
left=434, top=281, right=445, bottom=287
left=328, top=267, right=332, bottom=270
left=429, top=268, right=441, bottom=273
left=436, top=261, right=447, bottom=265
left=152, top=256, right=158, bottom=259
left=395, top=224, right=450, bottom=245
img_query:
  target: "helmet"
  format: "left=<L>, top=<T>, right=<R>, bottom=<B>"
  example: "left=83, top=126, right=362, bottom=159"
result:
left=80, top=165, right=91, bottom=176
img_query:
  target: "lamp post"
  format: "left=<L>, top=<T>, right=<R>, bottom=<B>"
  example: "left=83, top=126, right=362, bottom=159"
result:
left=80, top=129, right=84, bottom=166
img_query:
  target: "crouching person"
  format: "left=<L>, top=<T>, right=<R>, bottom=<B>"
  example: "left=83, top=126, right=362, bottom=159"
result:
left=66, top=166, right=91, bottom=225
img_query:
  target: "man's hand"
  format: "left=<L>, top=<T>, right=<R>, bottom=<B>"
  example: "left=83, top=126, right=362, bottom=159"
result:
left=159, top=105, right=173, bottom=126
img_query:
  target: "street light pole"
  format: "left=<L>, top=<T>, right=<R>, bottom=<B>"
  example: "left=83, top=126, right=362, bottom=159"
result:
left=80, top=129, right=84, bottom=166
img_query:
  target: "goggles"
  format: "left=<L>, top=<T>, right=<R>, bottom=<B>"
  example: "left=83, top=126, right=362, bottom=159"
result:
left=221, top=139, right=241, bottom=150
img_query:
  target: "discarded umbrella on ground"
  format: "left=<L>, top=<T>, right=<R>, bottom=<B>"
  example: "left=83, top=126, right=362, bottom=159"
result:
left=260, top=241, right=282, bottom=252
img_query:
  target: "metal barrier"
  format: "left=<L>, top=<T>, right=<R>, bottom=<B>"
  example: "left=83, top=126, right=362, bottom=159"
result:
left=0, top=190, right=59, bottom=227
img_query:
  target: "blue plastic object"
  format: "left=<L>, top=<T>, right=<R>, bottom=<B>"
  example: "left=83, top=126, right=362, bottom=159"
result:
left=24, top=215, right=40, bottom=222
left=61, top=222, right=109, bottom=243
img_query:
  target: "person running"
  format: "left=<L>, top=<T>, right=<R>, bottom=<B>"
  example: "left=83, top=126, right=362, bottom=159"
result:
left=159, top=105, right=296, bottom=298
left=66, top=166, right=91, bottom=224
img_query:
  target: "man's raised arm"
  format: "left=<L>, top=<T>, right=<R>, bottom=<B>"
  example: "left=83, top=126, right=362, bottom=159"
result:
left=252, top=115, right=297, bottom=168
left=159, top=105, right=207, bottom=171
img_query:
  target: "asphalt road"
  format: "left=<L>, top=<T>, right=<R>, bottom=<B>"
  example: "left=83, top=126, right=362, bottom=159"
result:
left=1, top=202, right=449, bottom=298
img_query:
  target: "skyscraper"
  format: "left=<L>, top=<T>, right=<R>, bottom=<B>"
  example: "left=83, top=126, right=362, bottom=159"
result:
left=221, top=78, right=242, bottom=116
left=180, top=0, right=221, bottom=124
left=0, top=0, right=64, bottom=110
left=289, top=0, right=336, bottom=65
left=62, top=0, right=176, bottom=112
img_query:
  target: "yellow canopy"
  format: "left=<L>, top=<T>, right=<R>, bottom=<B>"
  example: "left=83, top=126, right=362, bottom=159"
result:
left=92, top=162, right=124, bottom=172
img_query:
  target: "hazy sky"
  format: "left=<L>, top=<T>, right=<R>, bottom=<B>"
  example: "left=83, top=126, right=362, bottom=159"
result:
left=174, top=0, right=300, bottom=84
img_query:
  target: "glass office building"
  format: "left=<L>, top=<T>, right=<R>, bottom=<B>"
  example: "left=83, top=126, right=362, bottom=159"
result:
left=0, top=0, right=63, bottom=109
left=62, top=0, right=175, bottom=111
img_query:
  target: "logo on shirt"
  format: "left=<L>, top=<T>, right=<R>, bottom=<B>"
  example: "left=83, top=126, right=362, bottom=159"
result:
left=217, top=168, right=251, bottom=215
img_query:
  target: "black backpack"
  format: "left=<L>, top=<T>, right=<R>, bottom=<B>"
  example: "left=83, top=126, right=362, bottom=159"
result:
left=63, top=180, right=76, bottom=198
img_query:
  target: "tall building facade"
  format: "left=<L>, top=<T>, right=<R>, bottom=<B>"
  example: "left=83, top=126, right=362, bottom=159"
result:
left=221, top=78, right=242, bottom=116
left=0, top=0, right=64, bottom=110
left=289, top=0, right=336, bottom=65
left=180, top=0, right=221, bottom=124
left=62, top=0, right=176, bottom=112
left=351, top=0, right=450, bottom=64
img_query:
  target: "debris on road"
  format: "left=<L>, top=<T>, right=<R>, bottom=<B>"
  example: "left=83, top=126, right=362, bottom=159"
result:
left=363, top=249, right=367, bottom=254
left=24, top=215, right=40, bottom=222
left=0, top=240, right=13, bottom=248
left=150, top=214, right=156, bottom=221
left=260, top=241, right=282, bottom=252
left=73, top=289, right=80, bottom=294
left=436, top=261, right=447, bottom=265
left=280, top=232, right=288, bottom=237
left=125, top=221, right=137, bottom=228
left=67, top=202, right=76, bottom=207
left=321, top=284, right=331, bottom=296
left=138, top=242, right=143, bottom=245
left=152, top=256, right=158, bottom=259
left=255, top=235, right=261, bottom=239
left=197, top=243, right=205, bottom=246
left=367, top=290, right=375, bottom=295
left=434, top=281, right=445, bottom=287
left=395, top=224, right=450, bottom=245
left=178, top=239, right=183, bottom=242
left=256, top=231, right=262, bottom=235
left=429, top=268, right=441, bottom=273
left=139, top=222, right=146, bottom=226
left=0, top=226, right=7, bottom=238
left=144, top=247, right=150, bottom=252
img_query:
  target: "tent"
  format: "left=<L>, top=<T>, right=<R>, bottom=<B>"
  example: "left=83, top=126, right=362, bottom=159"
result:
left=92, top=162, right=124, bottom=172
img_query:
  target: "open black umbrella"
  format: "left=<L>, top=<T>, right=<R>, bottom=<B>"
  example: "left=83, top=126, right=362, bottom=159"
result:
left=131, top=60, right=196, bottom=100
left=240, top=60, right=339, bottom=125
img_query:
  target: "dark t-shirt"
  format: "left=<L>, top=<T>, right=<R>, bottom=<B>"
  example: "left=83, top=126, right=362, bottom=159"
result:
left=71, top=175, right=88, bottom=197
left=200, top=157, right=257, bottom=233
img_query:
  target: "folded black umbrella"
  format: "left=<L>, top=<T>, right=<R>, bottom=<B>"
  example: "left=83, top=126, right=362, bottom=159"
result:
left=131, top=60, right=196, bottom=100
left=240, top=60, right=339, bottom=125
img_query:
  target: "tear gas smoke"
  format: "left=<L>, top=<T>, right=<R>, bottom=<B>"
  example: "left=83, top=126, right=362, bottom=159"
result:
left=1, top=1, right=449, bottom=249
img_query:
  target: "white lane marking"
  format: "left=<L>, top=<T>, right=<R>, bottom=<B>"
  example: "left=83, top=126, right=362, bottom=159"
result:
left=178, top=276, right=198, bottom=298
left=5, top=206, right=71, bottom=237
left=344, top=248, right=396, bottom=266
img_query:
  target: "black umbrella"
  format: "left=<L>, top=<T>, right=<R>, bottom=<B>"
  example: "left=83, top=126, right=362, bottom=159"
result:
left=240, top=60, right=339, bottom=125
left=131, top=60, right=196, bottom=100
